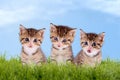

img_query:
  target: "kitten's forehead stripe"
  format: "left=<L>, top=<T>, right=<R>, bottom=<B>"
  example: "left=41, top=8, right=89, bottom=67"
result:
left=27, top=28, right=38, bottom=37
left=86, top=33, right=98, bottom=41
left=19, top=28, right=44, bottom=46
left=56, top=25, right=72, bottom=37
left=81, top=32, right=104, bottom=49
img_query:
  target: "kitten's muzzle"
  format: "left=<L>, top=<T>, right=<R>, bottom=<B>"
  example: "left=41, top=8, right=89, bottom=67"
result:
left=28, top=42, right=33, bottom=48
left=58, top=44, right=61, bottom=47
left=57, top=42, right=62, bottom=47
left=87, top=46, right=92, bottom=53
left=87, top=50, right=91, bottom=53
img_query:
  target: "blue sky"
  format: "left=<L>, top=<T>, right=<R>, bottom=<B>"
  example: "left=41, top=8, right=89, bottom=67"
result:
left=0, top=0, right=120, bottom=60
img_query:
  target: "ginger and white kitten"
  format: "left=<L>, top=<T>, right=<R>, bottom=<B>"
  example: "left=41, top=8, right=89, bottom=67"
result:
left=74, top=29, right=105, bottom=67
left=19, top=24, right=46, bottom=65
left=50, top=23, right=76, bottom=64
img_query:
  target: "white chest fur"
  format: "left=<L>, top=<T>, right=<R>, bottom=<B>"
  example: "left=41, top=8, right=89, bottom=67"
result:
left=51, top=46, right=72, bottom=64
left=23, top=46, right=39, bottom=55
left=56, top=55, right=66, bottom=63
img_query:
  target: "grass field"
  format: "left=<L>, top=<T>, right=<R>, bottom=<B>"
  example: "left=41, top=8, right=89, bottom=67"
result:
left=0, top=56, right=120, bottom=80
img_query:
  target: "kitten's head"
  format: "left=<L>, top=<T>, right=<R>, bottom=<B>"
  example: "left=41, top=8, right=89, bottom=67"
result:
left=80, top=29, right=105, bottom=57
left=19, top=24, right=45, bottom=51
left=50, top=23, right=76, bottom=50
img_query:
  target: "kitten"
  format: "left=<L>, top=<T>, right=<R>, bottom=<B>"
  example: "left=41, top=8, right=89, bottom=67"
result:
left=19, top=24, right=46, bottom=65
left=50, top=23, right=76, bottom=64
left=74, top=29, right=105, bottom=67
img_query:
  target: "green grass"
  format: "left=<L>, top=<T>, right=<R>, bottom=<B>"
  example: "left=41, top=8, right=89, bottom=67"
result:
left=0, top=56, right=120, bottom=80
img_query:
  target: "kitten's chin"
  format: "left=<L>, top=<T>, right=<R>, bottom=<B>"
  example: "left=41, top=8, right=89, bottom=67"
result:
left=83, top=49, right=100, bottom=57
left=53, top=45, right=68, bottom=50
left=23, top=45, right=39, bottom=55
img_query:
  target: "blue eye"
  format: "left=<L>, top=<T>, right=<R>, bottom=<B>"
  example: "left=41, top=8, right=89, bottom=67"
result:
left=33, top=39, right=37, bottom=42
left=62, top=39, right=67, bottom=42
left=84, top=42, right=88, bottom=45
left=25, top=38, right=29, bottom=42
left=54, top=37, right=58, bottom=41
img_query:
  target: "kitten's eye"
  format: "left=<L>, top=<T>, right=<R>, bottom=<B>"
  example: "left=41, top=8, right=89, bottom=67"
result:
left=54, top=37, right=58, bottom=41
left=68, top=39, right=71, bottom=41
left=33, top=39, right=37, bottom=42
left=84, top=42, right=88, bottom=45
left=97, top=43, right=100, bottom=46
left=68, top=39, right=71, bottom=42
left=62, top=39, right=67, bottom=43
left=25, top=38, right=29, bottom=42
left=92, top=42, right=96, bottom=46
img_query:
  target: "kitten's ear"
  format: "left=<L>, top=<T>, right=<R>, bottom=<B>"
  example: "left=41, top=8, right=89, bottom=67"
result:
left=19, top=24, right=26, bottom=35
left=50, top=23, right=56, bottom=32
left=80, top=29, right=86, bottom=38
left=68, top=29, right=76, bottom=37
left=38, top=28, right=45, bottom=38
left=98, top=32, right=105, bottom=41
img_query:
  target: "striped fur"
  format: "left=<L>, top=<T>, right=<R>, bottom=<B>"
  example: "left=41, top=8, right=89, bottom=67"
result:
left=50, top=23, right=76, bottom=64
left=19, top=24, right=46, bottom=65
left=74, top=29, right=105, bottom=67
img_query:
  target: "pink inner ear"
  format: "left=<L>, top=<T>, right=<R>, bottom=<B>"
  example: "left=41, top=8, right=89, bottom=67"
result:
left=99, top=33, right=105, bottom=41
left=20, top=28, right=25, bottom=35
left=81, top=33, right=86, bottom=39
left=40, top=31, right=44, bottom=37
left=69, top=30, right=76, bottom=36
left=99, top=36, right=104, bottom=42
left=50, top=23, right=56, bottom=32
left=51, top=27, right=56, bottom=32
left=20, top=25, right=26, bottom=35
left=20, top=28, right=27, bottom=35
left=20, top=29, right=22, bottom=35
left=80, top=29, right=86, bottom=39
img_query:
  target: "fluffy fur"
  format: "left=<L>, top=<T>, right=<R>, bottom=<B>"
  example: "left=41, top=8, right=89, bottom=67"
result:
left=19, top=24, right=46, bottom=65
left=74, top=29, right=105, bottom=67
left=50, top=23, right=76, bottom=64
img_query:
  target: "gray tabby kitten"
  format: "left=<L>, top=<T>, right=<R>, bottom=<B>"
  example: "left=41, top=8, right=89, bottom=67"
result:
left=74, top=29, right=105, bottom=67
left=19, top=24, right=46, bottom=65
left=50, top=23, right=76, bottom=64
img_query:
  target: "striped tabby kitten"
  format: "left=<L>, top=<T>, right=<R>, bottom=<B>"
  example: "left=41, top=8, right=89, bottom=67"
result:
left=50, top=23, right=76, bottom=64
left=74, top=29, right=105, bottom=67
left=19, top=24, right=46, bottom=65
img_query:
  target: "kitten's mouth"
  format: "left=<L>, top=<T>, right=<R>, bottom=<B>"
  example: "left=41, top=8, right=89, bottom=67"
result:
left=87, top=50, right=91, bottom=53
left=53, top=45, right=67, bottom=50
left=28, top=45, right=33, bottom=48
left=58, top=45, right=61, bottom=47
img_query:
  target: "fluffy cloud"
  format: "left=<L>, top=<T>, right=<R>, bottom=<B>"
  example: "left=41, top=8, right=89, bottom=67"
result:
left=83, top=0, right=120, bottom=16
left=0, top=0, right=119, bottom=26
left=0, top=7, right=35, bottom=26
left=0, top=0, right=77, bottom=26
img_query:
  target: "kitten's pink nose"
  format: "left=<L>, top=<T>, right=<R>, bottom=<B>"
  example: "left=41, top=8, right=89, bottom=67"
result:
left=58, top=44, right=61, bottom=47
left=57, top=43, right=61, bottom=47
left=87, top=46, right=92, bottom=53
left=29, top=45, right=32, bottom=48
left=29, top=43, right=33, bottom=48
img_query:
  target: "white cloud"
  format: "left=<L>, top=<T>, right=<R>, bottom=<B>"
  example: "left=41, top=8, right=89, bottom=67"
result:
left=1, top=0, right=119, bottom=26
left=83, top=0, right=120, bottom=16
left=0, top=7, right=35, bottom=26
left=0, top=0, right=78, bottom=26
